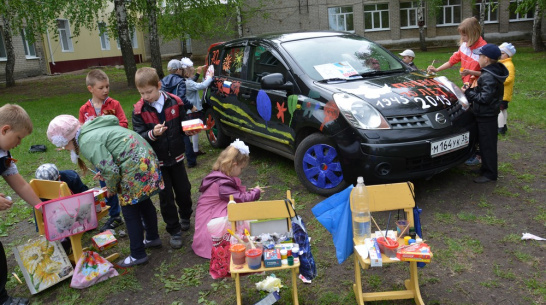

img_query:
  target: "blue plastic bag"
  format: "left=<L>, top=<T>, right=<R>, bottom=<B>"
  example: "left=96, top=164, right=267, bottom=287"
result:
left=311, top=185, right=353, bottom=264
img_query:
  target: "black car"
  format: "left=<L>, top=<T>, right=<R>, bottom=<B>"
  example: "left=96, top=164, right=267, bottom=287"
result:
left=202, top=31, right=476, bottom=196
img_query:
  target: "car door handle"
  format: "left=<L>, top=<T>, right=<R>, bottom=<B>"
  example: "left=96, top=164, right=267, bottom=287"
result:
left=241, top=93, right=251, bottom=99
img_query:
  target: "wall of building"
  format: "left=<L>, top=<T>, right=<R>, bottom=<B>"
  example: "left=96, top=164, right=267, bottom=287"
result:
left=0, top=33, right=47, bottom=81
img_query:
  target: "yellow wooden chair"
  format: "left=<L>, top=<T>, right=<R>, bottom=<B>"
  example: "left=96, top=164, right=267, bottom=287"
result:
left=352, top=182, right=425, bottom=305
left=227, top=190, right=300, bottom=305
left=30, top=179, right=118, bottom=264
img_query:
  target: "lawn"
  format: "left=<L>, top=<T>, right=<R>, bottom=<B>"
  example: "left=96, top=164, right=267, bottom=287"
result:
left=0, top=43, right=545, bottom=305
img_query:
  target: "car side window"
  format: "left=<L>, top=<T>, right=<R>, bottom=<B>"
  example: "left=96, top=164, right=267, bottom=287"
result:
left=220, top=47, right=245, bottom=78
left=250, top=46, right=287, bottom=83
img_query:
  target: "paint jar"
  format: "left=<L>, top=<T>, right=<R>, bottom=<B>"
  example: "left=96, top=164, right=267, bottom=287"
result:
left=404, top=236, right=411, bottom=245
left=230, top=244, right=247, bottom=267
left=376, top=237, right=399, bottom=258
left=292, top=245, right=300, bottom=264
left=245, top=248, right=263, bottom=270
left=280, top=249, right=288, bottom=260
left=287, top=256, right=294, bottom=266
left=396, top=220, right=409, bottom=237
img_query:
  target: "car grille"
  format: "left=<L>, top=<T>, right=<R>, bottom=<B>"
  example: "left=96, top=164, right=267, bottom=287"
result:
left=387, top=102, right=464, bottom=129
left=406, top=144, right=471, bottom=171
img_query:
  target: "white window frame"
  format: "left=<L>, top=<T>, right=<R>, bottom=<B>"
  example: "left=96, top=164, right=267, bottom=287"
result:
left=98, top=22, right=110, bottom=51
left=364, top=3, right=390, bottom=32
left=474, top=1, right=499, bottom=24
left=57, top=19, right=74, bottom=52
left=328, top=6, right=355, bottom=32
left=116, top=28, right=138, bottom=49
left=436, top=0, right=462, bottom=26
left=509, top=0, right=534, bottom=21
left=400, top=1, right=424, bottom=29
left=21, top=29, right=38, bottom=58
left=0, top=30, right=7, bottom=61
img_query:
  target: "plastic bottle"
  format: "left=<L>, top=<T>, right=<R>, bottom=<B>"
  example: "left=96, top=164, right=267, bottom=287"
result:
left=351, top=176, right=371, bottom=245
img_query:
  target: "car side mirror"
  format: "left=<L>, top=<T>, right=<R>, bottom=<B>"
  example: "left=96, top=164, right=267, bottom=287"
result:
left=261, top=73, right=293, bottom=93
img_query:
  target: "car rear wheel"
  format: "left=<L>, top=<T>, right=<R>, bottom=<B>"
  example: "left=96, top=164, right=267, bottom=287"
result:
left=294, top=133, right=349, bottom=196
left=205, top=108, right=230, bottom=149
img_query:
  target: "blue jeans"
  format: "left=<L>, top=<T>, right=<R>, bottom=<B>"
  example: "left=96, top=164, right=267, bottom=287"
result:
left=121, top=198, right=159, bottom=259
left=184, top=135, right=196, bottom=166
left=99, top=177, right=121, bottom=218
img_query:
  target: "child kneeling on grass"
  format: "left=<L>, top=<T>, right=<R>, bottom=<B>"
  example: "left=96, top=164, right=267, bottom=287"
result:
left=47, top=114, right=164, bottom=267
left=463, top=44, right=508, bottom=183
left=192, top=139, right=264, bottom=259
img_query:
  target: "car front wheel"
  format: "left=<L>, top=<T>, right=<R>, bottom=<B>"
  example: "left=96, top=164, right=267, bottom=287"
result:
left=294, top=133, right=349, bottom=196
left=205, top=108, right=230, bottom=149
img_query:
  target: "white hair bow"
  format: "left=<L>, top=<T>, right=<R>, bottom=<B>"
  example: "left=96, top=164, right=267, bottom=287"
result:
left=230, top=138, right=249, bottom=155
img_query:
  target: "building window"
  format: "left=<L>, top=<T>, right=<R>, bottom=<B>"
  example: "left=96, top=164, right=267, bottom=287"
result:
left=436, top=0, right=461, bottom=26
left=400, top=1, right=424, bottom=29
left=509, top=0, right=534, bottom=21
left=21, top=29, right=37, bottom=58
left=364, top=3, right=390, bottom=31
left=57, top=19, right=74, bottom=52
left=473, top=1, right=498, bottom=23
left=0, top=31, right=7, bottom=60
left=99, top=22, right=110, bottom=50
left=116, top=28, right=138, bottom=49
left=328, top=6, right=354, bottom=32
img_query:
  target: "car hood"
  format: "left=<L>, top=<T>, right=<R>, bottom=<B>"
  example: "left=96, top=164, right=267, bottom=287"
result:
left=314, top=72, right=460, bottom=117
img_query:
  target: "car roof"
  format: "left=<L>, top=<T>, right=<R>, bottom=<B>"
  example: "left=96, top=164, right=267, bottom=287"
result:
left=212, top=31, right=353, bottom=48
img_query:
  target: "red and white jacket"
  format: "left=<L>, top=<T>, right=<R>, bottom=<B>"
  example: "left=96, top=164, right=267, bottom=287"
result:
left=79, top=97, right=128, bottom=128
left=448, top=37, right=487, bottom=84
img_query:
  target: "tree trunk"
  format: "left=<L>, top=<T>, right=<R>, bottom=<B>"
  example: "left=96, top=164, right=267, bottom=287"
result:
left=114, top=0, right=136, bottom=88
left=2, top=15, right=15, bottom=87
left=146, top=0, right=163, bottom=78
left=532, top=2, right=546, bottom=52
left=417, top=2, right=426, bottom=51
left=479, top=1, right=486, bottom=38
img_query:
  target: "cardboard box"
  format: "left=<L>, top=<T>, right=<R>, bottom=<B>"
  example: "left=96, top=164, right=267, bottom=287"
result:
left=250, top=218, right=289, bottom=236
left=92, top=188, right=107, bottom=213
left=91, top=230, right=117, bottom=251
left=182, top=119, right=205, bottom=131
left=396, top=243, right=432, bottom=263
left=365, top=238, right=382, bottom=267
left=263, top=249, right=281, bottom=268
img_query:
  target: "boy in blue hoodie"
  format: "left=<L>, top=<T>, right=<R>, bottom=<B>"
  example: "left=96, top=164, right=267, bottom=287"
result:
left=463, top=44, right=509, bottom=183
left=160, top=59, right=198, bottom=168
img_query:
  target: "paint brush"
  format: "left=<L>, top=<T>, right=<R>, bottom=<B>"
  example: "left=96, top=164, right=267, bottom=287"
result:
left=87, top=167, right=98, bottom=175
left=160, top=121, right=166, bottom=133
left=227, top=229, right=245, bottom=244
left=12, top=273, right=22, bottom=284
left=371, top=216, right=392, bottom=245
left=244, top=229, right=255, bottom=249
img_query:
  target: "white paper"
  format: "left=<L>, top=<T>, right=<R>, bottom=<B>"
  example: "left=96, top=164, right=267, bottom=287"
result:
left=521, top=232, right=546, bottom=241
left=354, top=244, right=368, bottom=259
left=314, top=62, right=361, bottom=80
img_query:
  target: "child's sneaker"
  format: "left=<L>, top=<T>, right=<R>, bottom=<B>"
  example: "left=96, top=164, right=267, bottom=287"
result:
left=117, top=255, right=149, bottom=268
left=143, top=237, right=162, bottom=248
left=100, top=216, right=124, bottom=232
left=465, top=155, right=481, bottom=165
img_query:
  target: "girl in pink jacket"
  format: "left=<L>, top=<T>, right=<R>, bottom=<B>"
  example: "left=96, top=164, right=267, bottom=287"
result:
left=192, top=139, right=263, bottom=259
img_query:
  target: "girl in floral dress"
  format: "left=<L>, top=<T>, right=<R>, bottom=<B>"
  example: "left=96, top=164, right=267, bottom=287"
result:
left=47, top=114, right=164, bottom=267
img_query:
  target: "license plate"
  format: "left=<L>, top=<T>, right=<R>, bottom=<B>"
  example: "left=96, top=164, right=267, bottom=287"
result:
left=430, top=132, right=469, bottom=157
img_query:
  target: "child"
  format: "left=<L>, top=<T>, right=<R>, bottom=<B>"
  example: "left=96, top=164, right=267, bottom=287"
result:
left=79, top=69, right=126, bottom=232
left=463, top=44, right=508, bottom=183
left=35, top=163, right=89, bottom=194
left=132, top=67, right=196, bottom=249
left=46, top=114, right=164, bottom=267
left=180, top=57, right=214, bottom=157
left=497, top=42, right=516, bottom=135
left=161, top=59, right=198, bottom=168
left=428, top=17, right=486, bottom=88
left=0, top=104, right=42, bottom=305
left=399, top=49, right=418, bottom=71
left=192, top=139, right=263, bottom=259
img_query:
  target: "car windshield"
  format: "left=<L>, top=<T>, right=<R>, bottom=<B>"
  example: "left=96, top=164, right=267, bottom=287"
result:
left=282, top=35, right=405, bottom=81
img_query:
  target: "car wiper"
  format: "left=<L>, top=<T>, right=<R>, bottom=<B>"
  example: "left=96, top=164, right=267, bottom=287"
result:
left=318, top=77, right=347, bottom=83
left=360, top=69, right=404, bottom=77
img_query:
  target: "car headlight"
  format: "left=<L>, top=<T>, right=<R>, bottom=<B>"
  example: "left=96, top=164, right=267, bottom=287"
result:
left=435, top=76, right=470, bottom=110
left=334, top=92, right=390, bottom=130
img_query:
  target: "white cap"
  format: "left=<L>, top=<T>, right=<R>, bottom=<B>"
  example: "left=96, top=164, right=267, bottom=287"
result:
left=499, top=42, right=516, bottom=57
left=399, top=49, right=415, bottom=58
left=167, top=59, right=183, bottom=71
left=357, top=176, right=364, bottom=184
